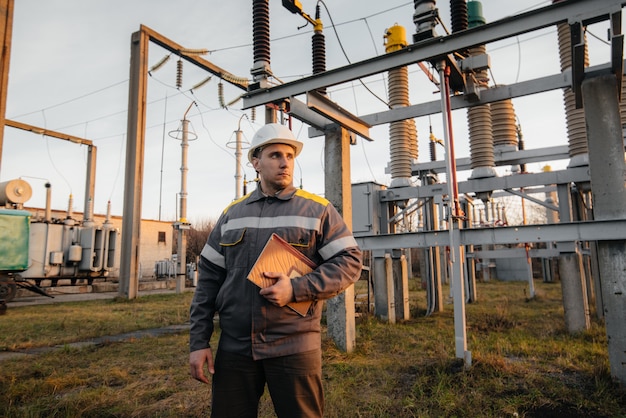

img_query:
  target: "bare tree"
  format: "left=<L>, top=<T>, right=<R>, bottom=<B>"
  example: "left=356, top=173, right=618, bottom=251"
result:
left=172, top=218, right=216, bottom=264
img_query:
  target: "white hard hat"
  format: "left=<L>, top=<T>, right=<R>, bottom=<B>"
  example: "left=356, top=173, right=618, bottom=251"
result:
left=248, top=123, right=303, bottom=163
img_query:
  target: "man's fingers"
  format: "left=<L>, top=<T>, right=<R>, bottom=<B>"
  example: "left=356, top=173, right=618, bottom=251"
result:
left=189, top=348, right=213, bottom=384
left=190, top=364, right=210, bottom=384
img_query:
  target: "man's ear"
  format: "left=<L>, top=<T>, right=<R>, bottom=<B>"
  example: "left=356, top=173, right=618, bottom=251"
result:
left=251, top=157, right=260, bottom=171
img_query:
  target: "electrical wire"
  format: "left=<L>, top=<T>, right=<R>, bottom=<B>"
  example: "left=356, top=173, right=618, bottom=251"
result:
left=586, top=28, right=610, bottom=46
left=13, top=0, right=592, bottom=166
left=41, top=109, right=73, bottom=197
left=108, top=134, right=125, bottom=203
left=9, top=80, right=128, bottom=120
left=191, top=101, right=246, bottom=167
left=317, top=0, right=390, bottom=109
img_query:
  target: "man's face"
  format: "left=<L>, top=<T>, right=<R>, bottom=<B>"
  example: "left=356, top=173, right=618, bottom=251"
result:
left=252, top=143, right=296, bottom=194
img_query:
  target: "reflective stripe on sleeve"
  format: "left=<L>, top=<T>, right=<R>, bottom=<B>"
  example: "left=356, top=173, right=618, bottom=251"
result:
left=201, top=243, right=225, bottom=269
left=318, top=235, right=359, bottom=260
left=221, top=215, right=321, bottom=234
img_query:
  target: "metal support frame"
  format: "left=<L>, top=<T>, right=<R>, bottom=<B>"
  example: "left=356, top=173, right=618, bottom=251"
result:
left=4, top=119, right=96, bottom=220
left=120, top=25, right=250, bottom=299
left=239, top=0, right=626, bottom=377
left=243, top=0, right=625, bottom=110
left=355, top=219, right=626, bottom=250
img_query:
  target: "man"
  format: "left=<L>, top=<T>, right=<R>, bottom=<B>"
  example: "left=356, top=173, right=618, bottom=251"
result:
left=189, top=122, right=363, bottom=417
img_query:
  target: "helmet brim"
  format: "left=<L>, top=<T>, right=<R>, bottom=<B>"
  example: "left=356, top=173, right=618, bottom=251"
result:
left=248, top=138, right=303, bottom=163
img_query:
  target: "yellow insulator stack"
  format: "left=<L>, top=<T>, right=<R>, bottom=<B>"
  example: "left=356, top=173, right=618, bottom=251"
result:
left=385, top=24, right=418, bottom=187
left=467, top=42, right=495, bottom=178
left=492, top=95, right=518, bottom=151
left=468, top=105, right=494, bottom=172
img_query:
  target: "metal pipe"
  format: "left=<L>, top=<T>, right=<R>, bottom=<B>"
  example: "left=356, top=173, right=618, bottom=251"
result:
left=44, top=182, right=52, bottom=222
left=437, top=59, right=470, bottom=367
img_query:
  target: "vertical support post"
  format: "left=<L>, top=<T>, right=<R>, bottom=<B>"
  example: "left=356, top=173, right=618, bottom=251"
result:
left=464, top=201, right=477, bottom=303
left=325, top=127, right=356, bottom=353
left=558, top=248, right=590, bottom=332
left=424, top=176, right=443, bottom=314
left=555, top=181, right=590, bottom=331
left=385, top=253, right=396, bottom=323
left=394, top=253, right=409, bottom=320
left=83, top=145, right=97, bottom=221
left=582, top=74, right=626, bottom=386
left=438, top=60, right=470, bottom=367
left=0, top=0, right=13, bottom=173
left=372, top=251, right=392, bottom=322
left=119, top=28, right=149, bottom=299
left=175, top=107, right=192, bottom=294
left=525, top=244, right=535, bottom=298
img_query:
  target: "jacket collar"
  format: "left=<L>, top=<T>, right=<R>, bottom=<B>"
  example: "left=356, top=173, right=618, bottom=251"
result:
left=247, top=184, right=297, bottom=204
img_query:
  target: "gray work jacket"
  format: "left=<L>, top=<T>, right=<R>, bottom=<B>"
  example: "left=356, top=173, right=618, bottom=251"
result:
left=189, top=185, right=363, bottom=360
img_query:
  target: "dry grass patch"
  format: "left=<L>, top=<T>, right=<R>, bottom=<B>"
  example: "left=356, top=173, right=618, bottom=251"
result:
left=1, top=281, right=625, bottom=417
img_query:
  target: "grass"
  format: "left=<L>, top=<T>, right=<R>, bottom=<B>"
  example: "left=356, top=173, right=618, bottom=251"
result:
left=1, top=280, right=625, bottom=417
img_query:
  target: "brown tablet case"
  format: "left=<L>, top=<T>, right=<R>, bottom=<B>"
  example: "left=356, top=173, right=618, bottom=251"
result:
left=247, top=233, right=316, bottom=316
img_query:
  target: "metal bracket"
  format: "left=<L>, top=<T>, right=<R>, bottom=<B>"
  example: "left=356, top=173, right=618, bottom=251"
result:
left=571, top=21, right=586, bottom=109
left=306, top=90, right=372, bottom=141
left=611, top=10, right=624, bottom=100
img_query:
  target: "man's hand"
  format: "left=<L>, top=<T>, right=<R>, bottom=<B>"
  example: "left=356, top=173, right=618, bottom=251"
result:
left=189, top=347, right=214, bottom=384
left=259, top=272, right=294, bottom=307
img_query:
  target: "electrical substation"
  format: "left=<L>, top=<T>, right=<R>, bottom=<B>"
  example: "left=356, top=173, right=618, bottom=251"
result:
left=1, top=0, right=626, bottom=387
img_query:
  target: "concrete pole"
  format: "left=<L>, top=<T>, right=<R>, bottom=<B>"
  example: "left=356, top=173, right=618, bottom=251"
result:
left=325, top=127, right=356, bottom=353
left=555, top=181, right=591, bottom=332
left=558, top=249, right=590, bottom=332
left=82, top=145, right=97, bottom=222
left=119, top=28, right=149, bottom=299
left=175, top=105, right=193, bottom=294
left=0, top=0, right=13, bottom=174
left=582, top=74, right=626, bottom=386
left=372, top=251, right=395, bottom=323
left=393, top=253, right=409, bottom=320
left=385, top=254, right=396, bottom=323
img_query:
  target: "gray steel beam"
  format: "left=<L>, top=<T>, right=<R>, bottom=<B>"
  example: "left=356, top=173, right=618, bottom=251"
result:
left=379, top=165, right=590, bottom=201
left=288, top=97, right=334, bottom=130
left=243, top=0, right=624, bottom=109
left=306, top=91, right=372, bottom=141
left=309, top=62, right=620, bottom=136
left=355, top=219, right=626, bottom=250
left=414, top=145, right=571, bottom=174
left=469, top=247, right=560, bottom=259
left=503, top=188, right=559, bottom=212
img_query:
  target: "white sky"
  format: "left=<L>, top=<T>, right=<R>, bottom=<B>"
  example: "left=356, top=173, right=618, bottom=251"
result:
left=1, top=0, right=615, bottom=222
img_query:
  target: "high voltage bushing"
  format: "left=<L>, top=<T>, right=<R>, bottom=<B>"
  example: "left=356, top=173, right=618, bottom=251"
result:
left=450, top=0, right=469, bottom=58
left=413, top=0, right=438, bottom=42
left=450, top=0, right=468, bottom=33
left=218, top=82, right=225, bottom=108
left=312, top=31, right=326, bottom=95
left=491, top=97, right=518, bottom=150
left=176, top=59, right=183, bottom=89
left=252, top=0, right=271, bottom=69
